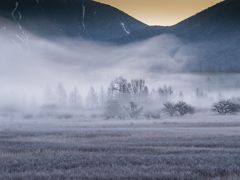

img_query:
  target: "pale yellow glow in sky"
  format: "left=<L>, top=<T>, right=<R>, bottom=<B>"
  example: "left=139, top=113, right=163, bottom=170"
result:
left=96, top=0, right=223, bottom=26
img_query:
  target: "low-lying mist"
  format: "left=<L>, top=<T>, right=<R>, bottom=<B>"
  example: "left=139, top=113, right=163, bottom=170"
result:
left=0, top=30, right=239, bottom=109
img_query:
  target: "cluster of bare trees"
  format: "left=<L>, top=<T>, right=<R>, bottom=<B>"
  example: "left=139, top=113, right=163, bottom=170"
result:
left=107, top=77, right=149, bottom=99
left=44, top=83, right=108, bottom=109
left=43, top=77, right=197, bottom=118
left=105, top=77, right=195, bottom=119
left=44, top=83, right=83, bottom=108
left=43, top=77, right=240, bottom=118
left=105, top=77, right=148, bottom=119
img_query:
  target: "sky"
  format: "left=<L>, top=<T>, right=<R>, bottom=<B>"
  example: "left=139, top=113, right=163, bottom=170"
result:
left=96, top=0, right=223, bottom=26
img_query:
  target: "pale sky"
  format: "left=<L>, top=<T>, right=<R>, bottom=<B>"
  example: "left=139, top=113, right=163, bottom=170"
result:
left=96, top=0, right=223, bottom=26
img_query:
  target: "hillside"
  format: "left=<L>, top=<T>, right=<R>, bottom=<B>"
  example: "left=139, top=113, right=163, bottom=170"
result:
left=0, top=0, right=147, bottom=42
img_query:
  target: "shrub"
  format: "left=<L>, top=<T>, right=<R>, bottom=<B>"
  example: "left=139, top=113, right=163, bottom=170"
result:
left=163, top=102, right=176, bottom=117
left=125, top=102, right=143, bottom=119
left=105, top=100, right=143, bottom=119
left=163, top=101, right=195, bottom=117
left=175, top=102, right=195, bottom=116
left=212, top=100, right=240, bottom=115
left=144, top=111, right=161, bottom=119
left=105, top=100, right=128, bottom=119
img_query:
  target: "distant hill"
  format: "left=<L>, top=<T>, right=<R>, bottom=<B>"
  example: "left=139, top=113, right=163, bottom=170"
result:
left=118, top=0, right=240, bottom=43
left=0, top=0, right=147, bottom=42
left=173, top=0, right=240, bottom=42
left=173, top=0, right=240, bottom=72
left=120, top=0, right=240, bottom=72
left=0, top=0, right=239, bottom=72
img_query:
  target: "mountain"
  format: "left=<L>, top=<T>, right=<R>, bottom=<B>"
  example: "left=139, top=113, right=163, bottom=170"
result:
left=119, top=0, right=240, bottom=43
left=0, top=0, right=239, bottom=72
left=173, top=0, right=240, bottom=72
left=120, top=0, right=240, bottom=72
left=173, top=0, right=240, bottom=42
left=0, top=0, right=147, bottom=42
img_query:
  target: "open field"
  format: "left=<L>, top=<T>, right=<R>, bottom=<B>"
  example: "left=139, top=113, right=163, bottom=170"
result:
left=0, top=112, right=240, bottom=180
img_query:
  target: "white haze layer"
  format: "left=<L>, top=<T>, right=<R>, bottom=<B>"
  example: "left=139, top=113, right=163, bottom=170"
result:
left=0, top=31, right=239, bottom=107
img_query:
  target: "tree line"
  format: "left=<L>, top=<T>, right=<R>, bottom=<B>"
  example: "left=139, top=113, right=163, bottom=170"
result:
left=43, top=77, right=240, bottom=119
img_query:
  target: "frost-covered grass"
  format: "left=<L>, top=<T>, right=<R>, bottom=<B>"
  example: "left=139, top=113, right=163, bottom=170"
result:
left=0, top=110, right=240, bottom=180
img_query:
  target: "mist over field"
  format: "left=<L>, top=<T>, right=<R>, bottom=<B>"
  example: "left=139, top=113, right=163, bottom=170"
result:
left=0, top=31, right=239, bottom=108
left=0, top=31, right=184, bottom=104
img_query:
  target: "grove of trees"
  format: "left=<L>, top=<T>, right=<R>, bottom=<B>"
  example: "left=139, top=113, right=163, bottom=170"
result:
left=42, top=77, right=240, bottom=119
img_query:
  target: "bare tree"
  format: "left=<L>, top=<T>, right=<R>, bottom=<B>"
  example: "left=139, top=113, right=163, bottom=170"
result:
left=105, top=99, right=128, bottom=119
left=44, top=85, right=56, bottom=105
left=86, top=87, right=98, bottom=109
left=195, top=88, right=206, bottom=98
left=125, top=101, right=143, bottom=119
left=56, top=83, right=68, bottom=106
left=130, top=79, right=147, bottom=96
left=108, top=77, right=130, bottom=98
left=158, top=85, right=173, bottom=97
left=69, top=87, right=82, bottom=107
left=99, top=87, right=107, bottom=107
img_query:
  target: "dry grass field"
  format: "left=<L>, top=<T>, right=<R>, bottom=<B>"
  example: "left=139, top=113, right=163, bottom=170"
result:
left=0, top=111, right=240, bottom=180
